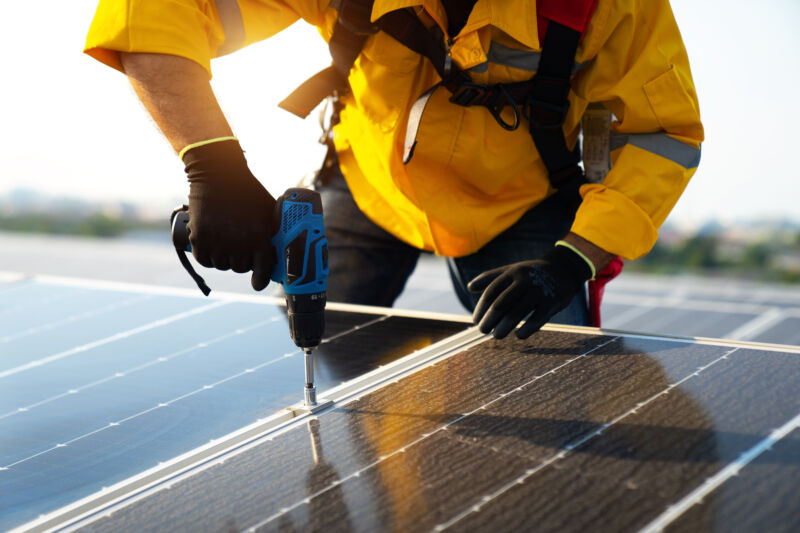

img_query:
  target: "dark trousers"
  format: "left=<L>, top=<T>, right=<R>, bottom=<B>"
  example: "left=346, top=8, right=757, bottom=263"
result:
left=318, top=167, right=589, bottom=326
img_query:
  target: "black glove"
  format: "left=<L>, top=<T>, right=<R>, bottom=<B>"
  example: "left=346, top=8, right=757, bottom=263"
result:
left=468, top=245, right=592, bottom=339
left=183, top=139, right=276, bottom=290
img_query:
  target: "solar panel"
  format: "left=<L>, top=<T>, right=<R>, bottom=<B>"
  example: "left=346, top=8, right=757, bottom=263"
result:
left=607, top=308, right=759, bottom=339
left=0, top=278, right=470, bottom=531
left=601, top=281, right=800, bottom=344
left=11, top=309, right=798, bottom=532
left=753, top=317, right=800, bottom=346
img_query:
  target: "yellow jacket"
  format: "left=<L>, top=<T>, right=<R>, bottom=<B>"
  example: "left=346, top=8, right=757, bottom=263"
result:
left=85, top=0, right=703, bottom=259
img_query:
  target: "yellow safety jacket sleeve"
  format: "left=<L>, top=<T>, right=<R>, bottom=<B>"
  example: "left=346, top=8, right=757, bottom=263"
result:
left=84, top=0, right=703, bottom=261
left=570, top=0, right=703, bottom=260
left=84, top=0, right=325, bottom=76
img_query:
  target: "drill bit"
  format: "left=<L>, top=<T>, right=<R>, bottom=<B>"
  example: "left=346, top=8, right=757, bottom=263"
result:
left=304, top=348, right=317, bottom=406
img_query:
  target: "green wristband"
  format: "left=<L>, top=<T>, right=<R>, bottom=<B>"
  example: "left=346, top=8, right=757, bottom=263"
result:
left=555, top=240, right=596, bottom=280
left=178, top=136, right=239, bottom=161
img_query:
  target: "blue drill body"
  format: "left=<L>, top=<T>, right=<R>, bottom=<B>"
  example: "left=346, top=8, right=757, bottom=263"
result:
left=171, top=187, right=329, bottom=350
left=269, top=188, right=329, bottom=350
left=270, top=190, right=329, bottom=297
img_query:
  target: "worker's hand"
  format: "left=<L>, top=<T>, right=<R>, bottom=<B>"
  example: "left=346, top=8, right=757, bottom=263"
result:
left=183, top=138, right=276, bottom=290
left=468, top=245, right=592, bottom=339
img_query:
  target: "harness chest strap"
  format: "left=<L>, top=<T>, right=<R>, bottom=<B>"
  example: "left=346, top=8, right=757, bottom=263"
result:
left=282, top=1, right=595, bottom=195
left=279, top=0, right=377, bottom=119
left=280, top=0, right=624, bottom=325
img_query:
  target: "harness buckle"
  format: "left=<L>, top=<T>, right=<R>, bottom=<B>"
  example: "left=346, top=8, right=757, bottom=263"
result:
left=448, top=82, right=487, bottom=106
left=524, top=96, right=571, bottom=130
left=448, top=82, right=521, bottom=131
left=524, top=75, right=572, bottom=130
left=486, top=84, right=520, bottom=131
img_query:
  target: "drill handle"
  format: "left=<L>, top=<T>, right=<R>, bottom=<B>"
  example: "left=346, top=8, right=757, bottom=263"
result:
left=170, top=206, right=211, bottom=296
left=271, top=188, right=329, bottom=296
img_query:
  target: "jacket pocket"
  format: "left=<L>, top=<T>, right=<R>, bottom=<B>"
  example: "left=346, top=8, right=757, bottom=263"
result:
left=349, top=33, right=424, bottom=132
left=643, top=66, right=702, bottom=139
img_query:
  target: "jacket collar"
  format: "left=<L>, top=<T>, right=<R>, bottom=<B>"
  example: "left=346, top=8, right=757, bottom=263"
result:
left=370, top=0, right=540, bottom=49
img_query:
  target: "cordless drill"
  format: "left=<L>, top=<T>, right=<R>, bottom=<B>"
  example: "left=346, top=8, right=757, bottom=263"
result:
left=170, top=188, right=329, bottom=406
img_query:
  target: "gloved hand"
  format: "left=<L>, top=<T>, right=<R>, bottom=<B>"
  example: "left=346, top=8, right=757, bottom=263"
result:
left=182, top=138, right=276, bottom=290
left=468, top=244, right=593, bottom=339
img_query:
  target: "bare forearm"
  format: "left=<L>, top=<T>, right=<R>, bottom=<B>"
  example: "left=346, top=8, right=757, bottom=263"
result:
left=120, top=52, right=232, bottom=153
left=563, top=232, right=615, bottom=272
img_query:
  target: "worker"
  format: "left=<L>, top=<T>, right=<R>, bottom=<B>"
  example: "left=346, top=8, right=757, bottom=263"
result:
left=84, top=0, right=703, bottom=340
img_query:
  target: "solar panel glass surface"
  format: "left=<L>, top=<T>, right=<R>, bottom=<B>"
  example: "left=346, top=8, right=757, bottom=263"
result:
left=0, top=279, right=469, bottom=531
left=607, top=308, right=758, bottom=339
left=70, top=329, right=800, bottom=533
left=753, top=317, right=800, bottom=346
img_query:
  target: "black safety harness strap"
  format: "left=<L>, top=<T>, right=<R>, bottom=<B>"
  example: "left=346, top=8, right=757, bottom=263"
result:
left=525, top=21, right=585, bottom=212
left=281, top=0, right=589, bottom=208
left=280, top=0, right=377, bottom=118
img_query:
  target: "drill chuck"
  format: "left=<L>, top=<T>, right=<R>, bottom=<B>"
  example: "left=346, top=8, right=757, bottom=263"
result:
left=286, top=292, right=327, bottom=348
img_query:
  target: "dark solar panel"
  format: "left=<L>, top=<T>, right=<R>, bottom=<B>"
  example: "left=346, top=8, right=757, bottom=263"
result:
left=666, top=427, right=800, bottom=532
left=0, top=280, right=470, bottom=531
left=601, top=277, right=800, bottom=345
left=752, top=317, right=800, bottom=346
left=603, top=307, right=760, bottom=339
left=54, top=329, right=800, bottom=533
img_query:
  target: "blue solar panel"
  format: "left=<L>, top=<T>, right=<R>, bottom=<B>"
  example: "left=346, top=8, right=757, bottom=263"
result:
left=0, top=279, right=469, bottom=530
left=608, top=308, right=758, bottom=339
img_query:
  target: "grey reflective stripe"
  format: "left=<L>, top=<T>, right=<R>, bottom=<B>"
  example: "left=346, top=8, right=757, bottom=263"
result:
left=611, top=133, right=701, bottom=169
left=470, top=41, right=588, bottom=74
left=470, top=62, right=489, bottom=73
left=485, top=42, right=541, bottom=71
left=215, top=0, right=246, bottom=56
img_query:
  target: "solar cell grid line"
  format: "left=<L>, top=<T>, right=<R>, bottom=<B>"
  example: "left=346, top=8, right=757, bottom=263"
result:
left=244, top=335, right=623, bottom=532
left=601, top=301, right=660, bottom=330
left=608, top=274, right=800, bottom=305
left=449, top=344, right=800, bottom=532
left=0, top=299, right=230, bottom=379
left=0, top=281, right=157, bottom=337
left=721, top=307, right=787, bottom=341
left=63, top=331, right=619, bottom=532
left=2, top=300, right=453, bottom=446
left=753, top=316, right=800, bottom=346
left=0, top=299, right=287, bottom=418
left=0, top=313, right=390, bottom=471
left=0, top=316, right=279, bottom=422
left=66, top=329, right=800, bottom=533
left=0, top=293, right=152, bottom=344
left=603, top=292, right=776, bottom=315
left=640, top=411, right=800, bottom=533
left=10, top=321, right=482, bottom=533
left=0, top=280, right=231, bottom=364
left=624, top=309, right=759, bottom=340
left=614, top=306, right=676, bottom=334
left=433, top=347, right=739, bottom=531
left=1, top=282, right=471, bottom=532
left=5, top=351, right=293, bottom=470
left=664, top=427, right=800, bottom=533
left=0, top=286, right=71, bottom=321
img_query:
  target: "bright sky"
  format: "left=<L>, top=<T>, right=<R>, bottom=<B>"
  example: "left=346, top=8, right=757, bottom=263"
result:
left=1, top=1, right=798, bottom=227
